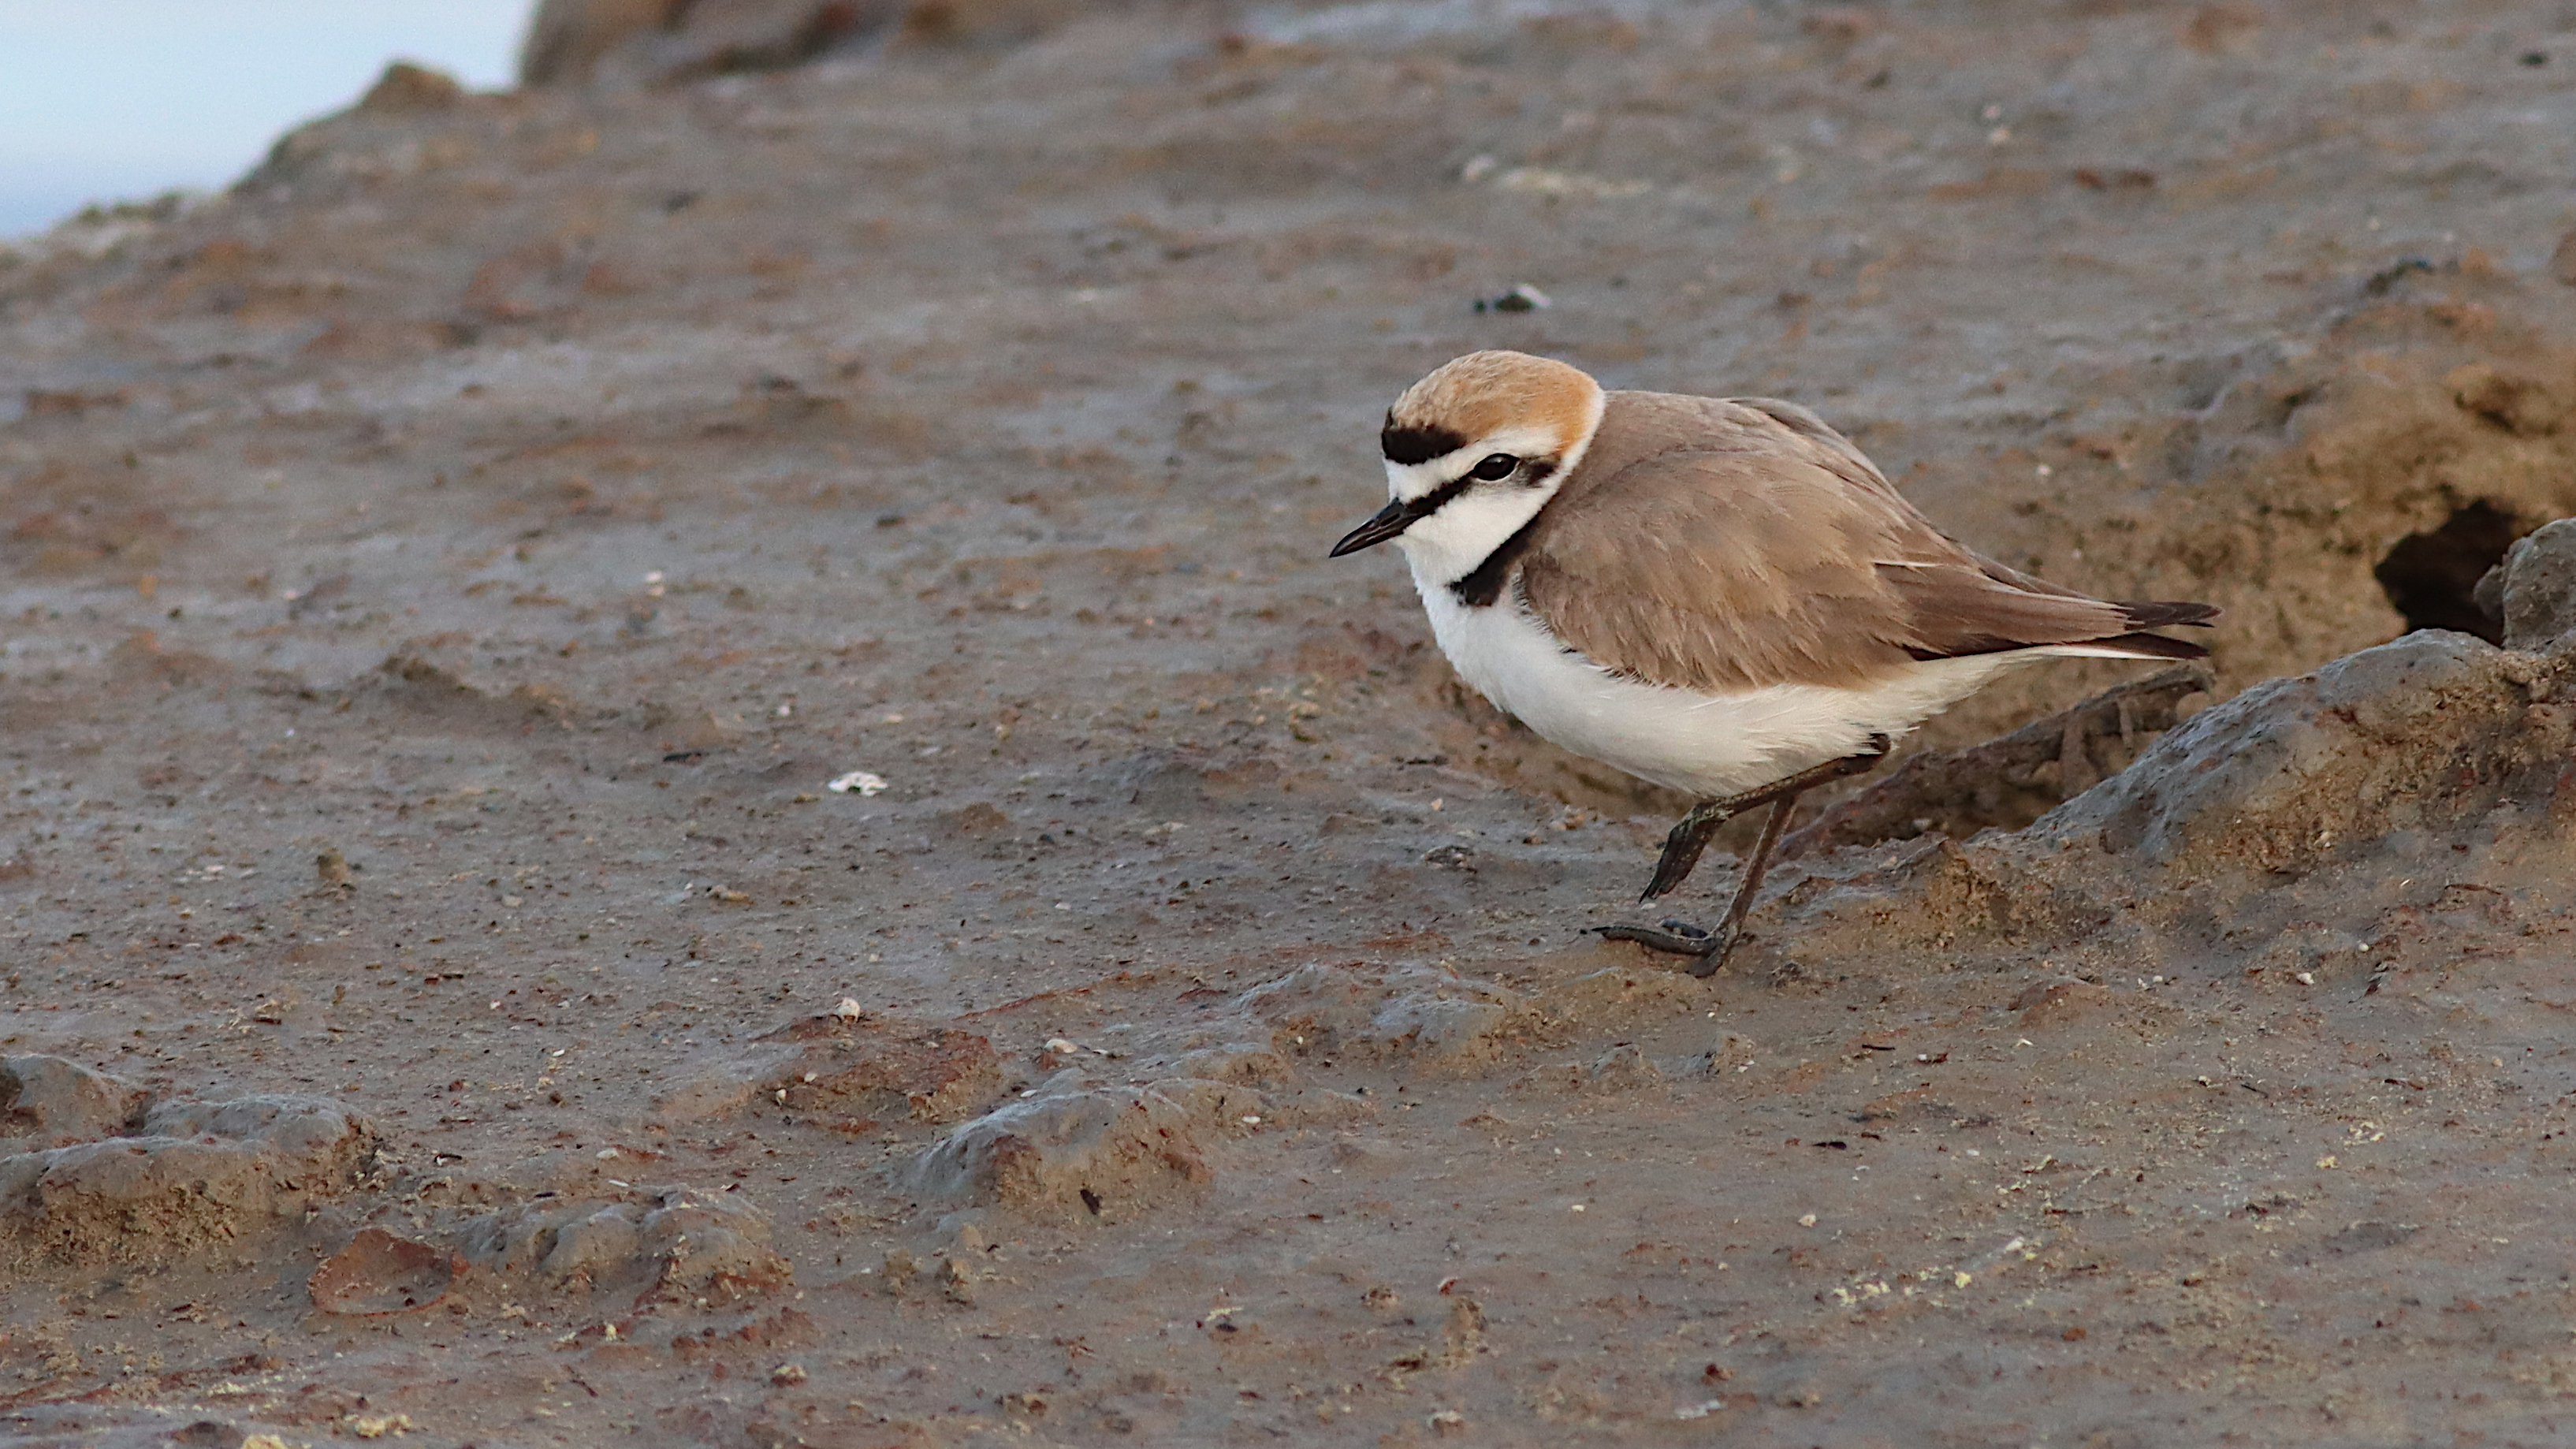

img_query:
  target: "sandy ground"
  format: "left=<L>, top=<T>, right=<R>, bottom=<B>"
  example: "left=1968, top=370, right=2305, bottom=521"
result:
left=7, top=1, right=2576, bottom=1444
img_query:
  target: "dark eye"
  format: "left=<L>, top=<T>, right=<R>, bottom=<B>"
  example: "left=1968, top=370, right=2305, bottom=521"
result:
left=1468, top=453, right=1521, bottom=481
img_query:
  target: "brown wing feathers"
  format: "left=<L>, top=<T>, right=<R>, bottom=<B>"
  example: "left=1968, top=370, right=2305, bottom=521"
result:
left=1882, top=561, right=2214, bottom=664
left=1521, top=452, right=1908, bottom=692
left=1517, top=394, right=2218, bottom=690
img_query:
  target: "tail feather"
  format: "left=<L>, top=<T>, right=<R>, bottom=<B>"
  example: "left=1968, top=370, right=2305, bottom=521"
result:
left=2120, top=599, right=2220, bottom=629
left=2047, top=631, right=2209, bottom=662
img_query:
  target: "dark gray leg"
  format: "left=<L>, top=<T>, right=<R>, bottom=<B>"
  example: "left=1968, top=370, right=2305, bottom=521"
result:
left=1594, top=795, right=1795, bottom=974
left=1594, top=735, right=1891, bottom=976
left=1632, top=745, right=1887, bottom=904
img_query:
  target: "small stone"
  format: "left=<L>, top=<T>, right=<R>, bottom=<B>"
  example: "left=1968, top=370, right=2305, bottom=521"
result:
left=315, top=848, right=352, bottom=886
left=358, top=61, right=465, bottom=114
left=1475, top=283, right=1550, bottom=313
left=906, top=1079, right=1213, bottom=1217
left=2480, top=518, right=2576, bottom=650
left=1431, top=1296, right=1484, bottom=1368
left=1586, top=1042, right=1665, bottom=1090
left=1329, top=1136, right=1406, bottom=1175
left=1, top=1054, right=146, bottom=1145
left=827, top=770, right=888, bottom=795
left=770, top=1362, right=808, bottom=1386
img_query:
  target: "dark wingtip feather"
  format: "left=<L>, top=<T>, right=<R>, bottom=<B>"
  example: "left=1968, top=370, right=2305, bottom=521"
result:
left=2091, top=631, right=2209, bottom=661
left=2120, top=599, right=2221, bottom=629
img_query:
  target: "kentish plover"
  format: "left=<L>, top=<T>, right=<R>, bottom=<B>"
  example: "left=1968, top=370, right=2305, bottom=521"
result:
left=1331, top=350, right=2217, bottom=974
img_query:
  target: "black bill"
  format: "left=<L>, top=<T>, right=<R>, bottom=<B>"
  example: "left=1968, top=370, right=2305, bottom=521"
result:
left=1329, top=497, right=1419, bottom=557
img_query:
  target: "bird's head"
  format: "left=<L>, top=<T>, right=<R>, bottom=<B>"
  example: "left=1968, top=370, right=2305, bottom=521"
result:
left=1330, top=351, right=1606, bottom=583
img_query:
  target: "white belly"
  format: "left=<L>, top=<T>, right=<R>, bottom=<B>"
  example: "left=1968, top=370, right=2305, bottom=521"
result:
left=1416, top=580, right=2023, bottom=799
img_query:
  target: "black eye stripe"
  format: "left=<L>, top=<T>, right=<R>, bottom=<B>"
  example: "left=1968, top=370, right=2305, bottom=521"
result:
left=1395, top=454, right=1559, bottom=529
left=1400, top=474, right=1476, bottom=523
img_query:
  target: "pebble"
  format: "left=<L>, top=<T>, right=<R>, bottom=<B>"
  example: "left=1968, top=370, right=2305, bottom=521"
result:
left=1473, top=284, right=1550, bottom=313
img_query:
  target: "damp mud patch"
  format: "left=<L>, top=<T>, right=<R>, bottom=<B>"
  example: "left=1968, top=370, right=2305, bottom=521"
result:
left=651, top=1007, right=1004, bottom=1130
left=367, top=653, right=579, bottom=733
left=903, top=959, right=1535, bottom=1222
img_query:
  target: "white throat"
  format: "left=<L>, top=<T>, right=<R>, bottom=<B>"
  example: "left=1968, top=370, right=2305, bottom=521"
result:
left=1394, top=479, right=1553, bottom=589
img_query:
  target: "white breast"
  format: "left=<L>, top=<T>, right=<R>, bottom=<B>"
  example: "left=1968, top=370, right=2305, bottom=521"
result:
left=1413, top=572, right=2025, bottom=799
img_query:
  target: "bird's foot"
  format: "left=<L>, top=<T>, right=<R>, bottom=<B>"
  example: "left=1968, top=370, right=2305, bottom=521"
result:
left=1591, top=918, right=1740, bottom=978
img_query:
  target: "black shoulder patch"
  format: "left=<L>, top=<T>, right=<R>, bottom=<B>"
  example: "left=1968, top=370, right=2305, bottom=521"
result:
left=1382, top=417, right=1466, bottom=466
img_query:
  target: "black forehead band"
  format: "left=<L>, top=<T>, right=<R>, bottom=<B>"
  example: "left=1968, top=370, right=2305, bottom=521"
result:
left=1380, top=415, right=1466, bottom=466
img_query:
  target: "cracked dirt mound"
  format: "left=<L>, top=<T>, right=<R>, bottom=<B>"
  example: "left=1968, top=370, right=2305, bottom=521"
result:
left=0, top=1075, right=382, bottom=1268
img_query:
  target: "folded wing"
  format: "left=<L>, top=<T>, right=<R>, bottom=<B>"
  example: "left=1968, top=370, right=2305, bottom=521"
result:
left=1517, top=401, right=2212, bottom=694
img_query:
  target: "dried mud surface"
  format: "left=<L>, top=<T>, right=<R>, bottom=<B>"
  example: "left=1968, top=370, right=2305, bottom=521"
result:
left=6, top=2, right=2576, bottom=1444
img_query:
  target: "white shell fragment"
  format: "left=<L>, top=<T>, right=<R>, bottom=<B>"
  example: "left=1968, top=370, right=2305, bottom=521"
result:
left=826, top=770, right=888, bottom=796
